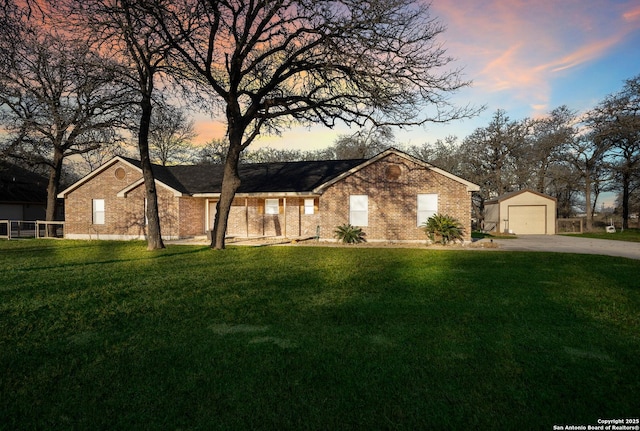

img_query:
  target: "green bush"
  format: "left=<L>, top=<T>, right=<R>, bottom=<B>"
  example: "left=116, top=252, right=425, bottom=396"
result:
left=334, top=223, right=367, bottom=244
left=421, top=214, right=464, bottom=244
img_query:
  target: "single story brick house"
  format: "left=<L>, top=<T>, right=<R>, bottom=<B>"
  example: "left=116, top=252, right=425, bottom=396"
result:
left=58, top=148, right=480, bottom=242
left=484, top=189, right=557, bottom=235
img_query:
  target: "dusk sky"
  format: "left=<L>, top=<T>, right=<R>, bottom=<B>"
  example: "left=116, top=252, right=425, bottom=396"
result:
left=194, top=0, right=640, bottom=150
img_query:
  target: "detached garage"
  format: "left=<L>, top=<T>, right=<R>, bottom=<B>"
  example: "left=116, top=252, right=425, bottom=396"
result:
left=484, top=190, right=557, bottom=235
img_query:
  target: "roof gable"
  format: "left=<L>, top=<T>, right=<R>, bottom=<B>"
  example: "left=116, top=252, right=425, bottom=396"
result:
left=485, top=189, right=557, bottom=204
left=57, top=157, right=135, bottom=198
left=57, top=157, right=184, bottom=198
left=313, top=148, right=480, bottom=193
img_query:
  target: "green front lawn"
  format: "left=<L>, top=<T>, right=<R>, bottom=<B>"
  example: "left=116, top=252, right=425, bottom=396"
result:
left=566, top=228, right=640, bottom=242
left=1, top=240, right=639, bottom=430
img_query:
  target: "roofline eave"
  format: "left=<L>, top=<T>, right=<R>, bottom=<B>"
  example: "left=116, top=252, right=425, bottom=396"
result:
left=192, top=191, right=321, bottom=198
left=116, top=178, right=183, bottom=197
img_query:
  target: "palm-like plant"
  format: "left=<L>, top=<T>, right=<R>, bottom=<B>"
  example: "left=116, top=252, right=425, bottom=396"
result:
left=334, top=224, right=367, bottom=244
left=421, top=214, right=464, bottom=244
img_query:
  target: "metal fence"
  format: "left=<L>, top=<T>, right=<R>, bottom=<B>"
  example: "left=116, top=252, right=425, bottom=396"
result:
left=557, top=218, right=583, bottom=234
left=0, top=220, right=65, bottom=239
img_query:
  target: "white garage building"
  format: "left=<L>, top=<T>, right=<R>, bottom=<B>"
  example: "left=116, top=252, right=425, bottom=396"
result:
left=484, top=189, right=557, bottom=235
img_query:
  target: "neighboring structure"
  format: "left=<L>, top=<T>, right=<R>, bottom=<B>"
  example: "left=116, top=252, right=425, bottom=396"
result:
left=58, top=148, right=480, bottom=242
left=484, top=189, right=557, bottom=235
left=0, top=161, right=48, bottom=220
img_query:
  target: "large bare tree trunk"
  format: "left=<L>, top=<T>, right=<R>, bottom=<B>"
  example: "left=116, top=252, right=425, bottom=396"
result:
left=622, top=171, right=630, bottom=229
left=139, top=95, right=165, bottom=250
left=584, top=172, right=593, bottom=231
left=211, top=141, right=243, bottom=250
left=45, top=147, right=64, bottom=236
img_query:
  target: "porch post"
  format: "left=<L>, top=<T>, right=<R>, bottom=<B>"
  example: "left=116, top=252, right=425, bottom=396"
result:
left=205, top=199, right=210, bottom=233
left=283, top=197, right=287, bottom=238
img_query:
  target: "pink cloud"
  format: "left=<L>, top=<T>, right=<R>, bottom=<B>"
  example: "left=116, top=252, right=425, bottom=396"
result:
left=547, top=37, right=621, bottom=73
left=623, top=5, right=640, bottom=22
left=429, top=0, right=638, bottom=115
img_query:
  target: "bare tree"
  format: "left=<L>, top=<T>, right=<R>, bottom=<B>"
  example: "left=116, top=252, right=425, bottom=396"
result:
left=621, top=174, right=640, bottom=226
left=526, top=106, right=577, bottom=194
left=328, top=126, right=395, bottom=160
left=78, top=140, right=136, bottom=174
left=589, top=75, right=640, bottom=229
left=198, top=138, right=230, bottom=165
left=145, top=0, right=477, bottom=249
left=456, top=110, right=528, bottom=224
left=563, top=132, right=611, bottom=230
left=544, top=162, right=582, bottom=218
left=0, top=18, right=130, bottom=226
left=459, top=110, right=526, bottom=195
left=408, top=136, right=462, bottom=173
left=148, top=103, right=197, bottom=166
left=65, top=0, right=178, bottom=250
left=242, top=147, right=308, bottom=163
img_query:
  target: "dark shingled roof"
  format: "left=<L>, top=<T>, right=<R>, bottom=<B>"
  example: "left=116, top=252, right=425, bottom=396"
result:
left=121, top=158, right=366, bottom=195
left=0, top=161, right=48, bottom=203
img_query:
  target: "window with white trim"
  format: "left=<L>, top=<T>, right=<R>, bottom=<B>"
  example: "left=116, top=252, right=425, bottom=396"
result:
left=93, top=199, right=105, bottom=225
left=349, top=195, right=368, bottom=226
left=265, top=198, right=279, bottom=215
left=304, top=198, right=315, bottom=215
left=417, top=194, right=438, bottom=226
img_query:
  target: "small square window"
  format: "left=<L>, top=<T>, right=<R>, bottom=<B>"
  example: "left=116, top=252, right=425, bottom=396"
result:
left=304, top=198, right=315, bottom=215
left=265, top=199, right=279, bottom=215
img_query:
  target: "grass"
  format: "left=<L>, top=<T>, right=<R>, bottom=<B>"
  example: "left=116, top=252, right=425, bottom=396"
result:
left=1, top=239, right=639, bottom=430
left=565, top=228, right=640, bottom=242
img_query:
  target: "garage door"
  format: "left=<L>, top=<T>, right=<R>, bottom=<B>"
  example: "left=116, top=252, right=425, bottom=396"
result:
left=508, top=205, right=547, bottom=234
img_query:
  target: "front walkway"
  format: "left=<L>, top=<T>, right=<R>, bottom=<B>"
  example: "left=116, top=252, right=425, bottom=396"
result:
left=168, top=234, right=640, bottom=260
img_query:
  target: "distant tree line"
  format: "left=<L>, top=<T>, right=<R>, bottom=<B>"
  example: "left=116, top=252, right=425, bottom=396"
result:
left=198, top=79, right=640, bottom=231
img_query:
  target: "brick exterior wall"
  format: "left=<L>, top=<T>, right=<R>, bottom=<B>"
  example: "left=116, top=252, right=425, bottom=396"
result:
left=318, top=153, right=473, bottom=242
left=63, top=153, right=474, bottom=242
left=63, top=160, right=182, bottom=240
left=178, top=197, right=205, bottom=237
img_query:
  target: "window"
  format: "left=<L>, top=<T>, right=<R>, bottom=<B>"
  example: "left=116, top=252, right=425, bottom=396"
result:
left=265, top=198, right=279, bottom=215
left=417, top=194, right=438, bottom=226
left=350, top=195, right=368, bottom=226
left=93, top=199, right=105, bottom=225
left=304, top=198, right=315, bottom=215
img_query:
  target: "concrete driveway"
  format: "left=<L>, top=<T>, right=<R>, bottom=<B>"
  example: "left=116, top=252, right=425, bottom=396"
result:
left=490, top=235, right=640, bottom=260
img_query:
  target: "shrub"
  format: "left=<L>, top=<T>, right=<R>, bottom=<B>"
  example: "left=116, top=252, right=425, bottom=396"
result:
left=334, top=224, right=366, bottom=244
left=421, top=214, right=464, bottom=244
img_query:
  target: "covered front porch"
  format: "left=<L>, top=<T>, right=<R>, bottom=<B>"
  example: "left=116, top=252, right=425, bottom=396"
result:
left=199, top=194, right=321, bottom=240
